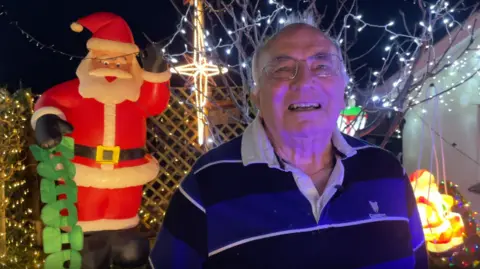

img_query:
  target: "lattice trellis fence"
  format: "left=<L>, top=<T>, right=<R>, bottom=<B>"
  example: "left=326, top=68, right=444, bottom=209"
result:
left=140, top=86, right=250, bottom=232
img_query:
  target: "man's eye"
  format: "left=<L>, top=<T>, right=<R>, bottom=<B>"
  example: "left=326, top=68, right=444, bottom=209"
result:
left=103, top=61, right=109, bottom=66
left=274, top=66, right=294, bottom=73
left=116, top=63, right=121, bottom=68
left=313, top=64, right=331, bottom=71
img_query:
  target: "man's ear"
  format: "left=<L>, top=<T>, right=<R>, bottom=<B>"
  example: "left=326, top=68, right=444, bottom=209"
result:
left=341, top=97, right=347, bottom=110
left=250, top=87, right=260, bottom=108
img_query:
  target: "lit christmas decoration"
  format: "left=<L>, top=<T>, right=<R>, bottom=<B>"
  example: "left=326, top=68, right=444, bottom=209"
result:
left=337, top=99, right=367, bottom=136
left=0, top=88, right=43, bottom=268
left=410, top=170, right=465, bottom=253
left=170, top=0, right=228, bottom=145
left=409, top=169, right=480, bottom=268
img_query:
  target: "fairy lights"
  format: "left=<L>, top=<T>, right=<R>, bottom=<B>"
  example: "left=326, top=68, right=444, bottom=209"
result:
left=171, top=0, right=228, bottom=146
left=0, top=89, right=43, bottom=268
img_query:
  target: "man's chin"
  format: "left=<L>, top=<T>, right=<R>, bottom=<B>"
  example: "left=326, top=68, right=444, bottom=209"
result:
left=285, top=123, right=335, bottom=138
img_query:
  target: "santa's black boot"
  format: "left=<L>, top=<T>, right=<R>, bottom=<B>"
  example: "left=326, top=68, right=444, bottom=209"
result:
left=111, top=227, right=151, bottom=268
left=81, top=231, right=112, bottom=269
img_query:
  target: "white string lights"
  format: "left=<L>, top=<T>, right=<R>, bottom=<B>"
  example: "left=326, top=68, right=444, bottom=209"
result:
left=170, top=0, right=228, bottom=146
left=403, top=31, right=480, bottom=188
left=410, top=47, right=480, bottom=113
left=167, top=0, right=291, bottom=145
left=346, top=2, right=477, bottom=102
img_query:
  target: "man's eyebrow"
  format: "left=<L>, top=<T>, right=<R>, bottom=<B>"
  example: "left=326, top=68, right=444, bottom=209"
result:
left=272, top=51, right=335, bottom=61
left=309, top=52, right=335, bottom=58
left=273, top=55, right=295, bottom=61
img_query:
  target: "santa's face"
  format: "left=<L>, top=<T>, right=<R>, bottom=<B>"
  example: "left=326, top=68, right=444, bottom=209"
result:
left=77, top=50, right=143, bottom=104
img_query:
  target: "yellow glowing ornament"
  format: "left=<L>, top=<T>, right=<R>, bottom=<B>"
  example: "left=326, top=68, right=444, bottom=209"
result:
left=172, top=0, right=228, bottom=145
left=410, top=169, right=465, bottom=253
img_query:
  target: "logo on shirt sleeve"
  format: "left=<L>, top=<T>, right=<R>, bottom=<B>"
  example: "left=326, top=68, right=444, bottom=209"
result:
left=369, top=201, right=387, bottom=218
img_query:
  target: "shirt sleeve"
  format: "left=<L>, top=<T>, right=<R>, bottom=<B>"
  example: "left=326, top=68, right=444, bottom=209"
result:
left=149, top=172, right=207, bottom=269
left=404, top=174, right=429, bottom=269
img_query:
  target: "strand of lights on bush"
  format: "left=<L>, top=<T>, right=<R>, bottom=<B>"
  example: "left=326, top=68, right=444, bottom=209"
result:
left=0, top=90, right=43, bottom=268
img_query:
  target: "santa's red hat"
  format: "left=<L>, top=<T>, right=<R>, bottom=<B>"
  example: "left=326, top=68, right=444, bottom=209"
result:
left=70, top=12, right=139, bottom=54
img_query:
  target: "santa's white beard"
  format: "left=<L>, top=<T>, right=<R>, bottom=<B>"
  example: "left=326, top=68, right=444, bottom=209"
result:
left=76, top=59, right=144, bottom=105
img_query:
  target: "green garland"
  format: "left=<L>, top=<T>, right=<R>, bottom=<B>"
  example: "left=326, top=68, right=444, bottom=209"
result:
left=29, top=137, right=83, bottom=269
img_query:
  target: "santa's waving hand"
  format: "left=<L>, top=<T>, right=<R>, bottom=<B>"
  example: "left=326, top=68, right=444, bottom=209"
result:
left=31, top=12, right=171, bottom=269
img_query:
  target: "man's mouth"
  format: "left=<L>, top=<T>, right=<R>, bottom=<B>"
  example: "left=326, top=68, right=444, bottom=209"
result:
left=288, top=102, right=322, bottom=111
left=105, top=76, right=117, bottom=83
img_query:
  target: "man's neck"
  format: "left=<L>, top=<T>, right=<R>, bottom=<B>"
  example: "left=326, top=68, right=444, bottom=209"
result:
left=265, top=128, right=335, bottom=176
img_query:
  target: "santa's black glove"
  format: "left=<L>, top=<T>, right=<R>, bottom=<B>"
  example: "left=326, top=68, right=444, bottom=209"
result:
left=35, top=114, right=74, bottom=149
left=141, top=43, right=168, bottom=73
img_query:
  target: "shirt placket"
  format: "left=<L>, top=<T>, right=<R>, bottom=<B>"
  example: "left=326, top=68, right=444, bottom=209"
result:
left=289, top=155, right=345, bottom=223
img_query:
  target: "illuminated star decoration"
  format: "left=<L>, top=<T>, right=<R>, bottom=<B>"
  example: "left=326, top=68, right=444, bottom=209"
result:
left=179, top=54, right=218, bottom=87
left=171, top=0, right=228, bottom=146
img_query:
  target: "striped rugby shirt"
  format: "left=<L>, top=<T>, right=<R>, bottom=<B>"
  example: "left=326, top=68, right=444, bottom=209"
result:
left=149, top=116, right=428, bottom=269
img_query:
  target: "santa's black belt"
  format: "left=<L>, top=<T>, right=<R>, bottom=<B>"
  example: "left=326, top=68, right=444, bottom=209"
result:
left=74, top=144, right=146, bottom=164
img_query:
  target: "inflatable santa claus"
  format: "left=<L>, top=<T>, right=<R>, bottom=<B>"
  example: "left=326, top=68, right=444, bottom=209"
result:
left=30, top=12, right=170, bottom=269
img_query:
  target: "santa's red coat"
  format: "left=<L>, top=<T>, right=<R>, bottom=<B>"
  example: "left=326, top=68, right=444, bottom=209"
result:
left=31, top=78, right=170, bottom=232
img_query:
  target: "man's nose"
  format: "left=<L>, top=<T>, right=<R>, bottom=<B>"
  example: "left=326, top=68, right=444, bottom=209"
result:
left=291, top=63, right=315, bottom=90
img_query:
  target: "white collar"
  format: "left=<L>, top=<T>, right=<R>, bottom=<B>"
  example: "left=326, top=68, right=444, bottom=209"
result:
left=241, top=116, right=357, bottom=168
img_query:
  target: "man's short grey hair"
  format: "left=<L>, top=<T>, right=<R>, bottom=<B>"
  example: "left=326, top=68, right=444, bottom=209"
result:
left=251, top=12, right=349, bottom=87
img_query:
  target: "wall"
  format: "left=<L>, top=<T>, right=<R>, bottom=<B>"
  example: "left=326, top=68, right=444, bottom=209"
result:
left=403, top=69, right=480, bottom=212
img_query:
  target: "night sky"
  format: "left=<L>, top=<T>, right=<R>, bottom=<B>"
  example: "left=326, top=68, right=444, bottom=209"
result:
left=0, top=0, right=476, bottom=94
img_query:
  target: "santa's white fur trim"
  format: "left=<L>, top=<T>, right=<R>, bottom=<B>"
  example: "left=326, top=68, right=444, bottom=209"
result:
left=103, top=104, right=116, bottom=146
left=87, top=38, right=139, bottom=54
left=31, top=106, right=66, bottom=130
left=143, top=70, right=171, bottom=83
left=74, top=157, right=159, bottom=189
left=77, top=215, right=139, bottom=232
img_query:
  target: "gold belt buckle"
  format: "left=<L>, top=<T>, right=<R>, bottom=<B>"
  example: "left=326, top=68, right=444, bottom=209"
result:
left=95, top=145, right=121, bottom=165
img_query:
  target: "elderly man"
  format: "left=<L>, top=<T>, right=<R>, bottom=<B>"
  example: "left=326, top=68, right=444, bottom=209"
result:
left=149, top=20, right=428, bottom=269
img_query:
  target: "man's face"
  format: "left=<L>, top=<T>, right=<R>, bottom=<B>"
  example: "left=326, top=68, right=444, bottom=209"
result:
left=77, top=49, right=144, bottom=104
left=252, top=26, right=347, bottom=140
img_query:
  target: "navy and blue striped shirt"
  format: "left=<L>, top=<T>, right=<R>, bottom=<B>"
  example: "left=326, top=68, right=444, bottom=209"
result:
left=150, top=117, right=428, bottom=269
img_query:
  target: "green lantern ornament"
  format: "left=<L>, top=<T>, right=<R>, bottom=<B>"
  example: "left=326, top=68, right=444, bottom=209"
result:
left=337, top=99, right=368, bottom=136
